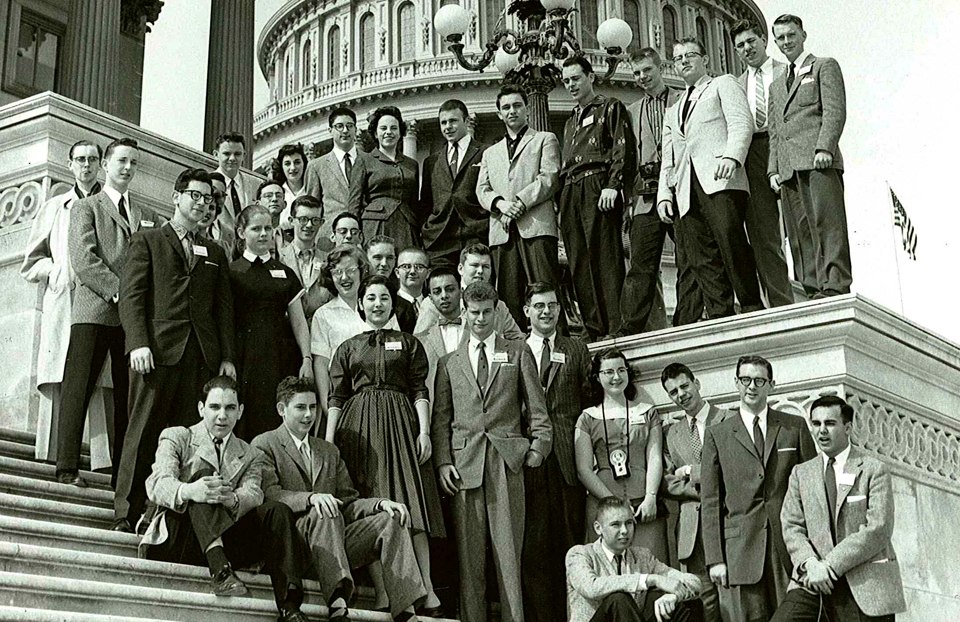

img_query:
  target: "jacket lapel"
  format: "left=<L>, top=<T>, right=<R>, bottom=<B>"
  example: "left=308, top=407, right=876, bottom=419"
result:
left=161, top=224, right=189, bottom=268
left=454, top=346, right=483, bottom=401
left=807, top=458, right=834, bottom=551
left=278, top=430, right=311, bottom=484
left=279, top=245, right=303, bottom=283
left=308, top=437, right=325, bottom=486
left=510, top=132, right=534, bottom=165
left=328, top=153, right=349, bottom=190
left=456, top=141, right=481, bottom=181
left=190, top=425, right=220, bottom=473
left=436, top=148, right=454, bottom=186
left=836, top=448, right=862, bottom=517
left=733, top=415, right=760, bottom=461
left=545, top=336, right=562, bottom=391
left=220, top=435, right=251, bottom=485
left=763, top=410, right=782, bottom=466
left=485, top=336, right=508, bottom=391
left=784, top=54, right=816, bottom=109
left=100, top=194, right=130, bottom=237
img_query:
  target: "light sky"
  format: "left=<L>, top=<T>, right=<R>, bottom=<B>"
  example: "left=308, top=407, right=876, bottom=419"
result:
left=141, top=0, right=960, bottom=343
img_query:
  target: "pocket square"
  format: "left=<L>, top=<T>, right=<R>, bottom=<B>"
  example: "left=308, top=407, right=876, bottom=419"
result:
left=847, top=495, right=866, bottom=503
left=871, top=558, right=890, bottom=564
left=801, top=77, right=815, bottom=85
left=204, top=261, right=218, bottom=266
left=777, top=447, right=797, bottom=452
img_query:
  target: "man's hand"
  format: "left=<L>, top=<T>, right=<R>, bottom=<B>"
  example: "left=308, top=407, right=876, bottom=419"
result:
left=804, top=558, right=836, bottom=595
left=598, top=188, right=619, bottom=212
left=417, top=433, right=432, bottom=466
left=438, top=464, right=461, bottom=496
left=635, top=496, right=657, bottom=524
left=309, top=493, right=343, bottom=518
left=648, top=574, right=695, bottom=601
left=501, top=200, right=523, bottom=219
left=653, top=593, right=680, bottom=622
left=657, top=200, right=676, bottom=224
left=182, top=475, right=231, bottom=504
left=499, top=214, right=514, bottom=229
left=714, top=157, right=740, bottom=181
left=379, top=499, right=411, bottom=528
left=674, top=465, right=693, bottom=480
left=814, top=150, right=834, bottom=169
left=769, top=174, right=782, bottom=193
left=524, top=449, right=544, bottom=468
left=298, top=358, right=314, bottom=381
left=676, top=572, right=703, bottom=599
left=130, top=347, right=155, bottom=375
left=219, top=361, right=237, bottom=380
left=708, top=563, right=729, bottom=588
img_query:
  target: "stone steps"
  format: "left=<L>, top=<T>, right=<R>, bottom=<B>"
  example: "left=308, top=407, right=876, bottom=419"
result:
left=0, top=606, right=178, bottom=622
left=0, top=438, right=92, bottom=471
left=0, top=514, right=138, bottom=557
left=0, top=490, right=113, bottom=529
left=0, top=471, right=114, bottom=507
left=0, top=454, right=112, bottom=489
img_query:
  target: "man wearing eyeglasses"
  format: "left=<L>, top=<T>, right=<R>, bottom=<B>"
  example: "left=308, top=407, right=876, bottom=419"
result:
left=329, top=212, right=363, bottom=248
left=700, top=355, right=816, bottom=622
left=396, top=247, right=430, bottom=313
left=278, top=195, right=332, bottom=323
left=256, top=179, right=289, bottom=254
left=657, top=37, right=764, bottom=323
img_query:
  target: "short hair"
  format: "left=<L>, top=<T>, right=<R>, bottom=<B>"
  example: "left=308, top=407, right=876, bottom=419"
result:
left=331, top=211, right=361, bottom=232
left=439, top=99, right=469, bottom=120
left=256, top=178, right=283, bottom=200
left=736, top=355, right=773, bottom=380
left=595, top=496, right=633, bottom=522
left=398, top=246, right=429, bottom=264
left=427, top=265, right=459, bottom=290
left=524, top=281, right=558, bottom=304
left=290, top=194, right=322, bottom=219
left=810, top=395, right=854, bottom=424
left=496, top=84, right=529, bottom=108
left=459, top=242, right=492, bottom=264
left=103, top=137, right=138, bottom=160
left=201, top=375, right=238, bottom=402
left=276, top=376, right=317, bottom=407
left=628, top=47, right=662, bottom=66
left=357, top=274, right=398, bottom=321
left=588, top=348, right=638, bottom=405
left=562, top=55, right=594, bottom=75
left=369, top=106, right=407, bottom=140
left=772, top=14, right=803, bottom=33
left=329, top=106, right=357, bottom=126
left=321, top=244, right=370, bottom=293
left=462, top=281, right=499, bottom=306
left=207, top=171, right=226, bottom=185
left=214, top=132, right=246, bottom=150
left=660, top=362, right=696, bottom=388
left=236, top=204, right=272, bottom=237
left=730, top=19, right=764, bottom=43
left=174, top=168, right=212, bottom=193
left=69, top=140, right=102, bottom=161
left=674, top=37, right=706, bottom=55
left=366, top=235, right=396, bottom=254
left=276, top=144, right=307, bottom=185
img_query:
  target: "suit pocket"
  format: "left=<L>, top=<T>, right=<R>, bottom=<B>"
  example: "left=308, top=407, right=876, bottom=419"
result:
left=797, top=82, right=818, bottom=107
left=724, top=524, right=741, bottom=538
left=452, top=435, right=467, bottom=450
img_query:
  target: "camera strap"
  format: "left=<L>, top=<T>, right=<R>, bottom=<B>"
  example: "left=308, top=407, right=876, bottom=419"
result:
left=601, top=399, right=630, bottom=473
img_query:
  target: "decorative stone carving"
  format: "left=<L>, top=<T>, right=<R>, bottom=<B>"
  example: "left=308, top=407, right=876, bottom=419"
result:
left=380, top=28, right=387, bottom=57
left=343, top=41, right=350, bottom=66
left=0, top=181, right=45, bottom=229
left=422, top=17, right=431, bottom=48
left=652, top=22, right=662, bottom=48
left=470, top=11, right=478, bottom=40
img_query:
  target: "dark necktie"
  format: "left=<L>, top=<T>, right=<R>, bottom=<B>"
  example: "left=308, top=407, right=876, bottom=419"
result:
left=753, top=415, right=765, bottom=461
left=539, top=339, right=551, bottom=388
left=344, top=153, right=354, bottom=183
left=786, top=62, right=797, bottom=91
left=681, top=86, right=696, bottom=133
left=213, top=437, right=223, bottom=467
left=476, top=341, right=488, bottom=391
left=118, top=196, right=129, bottom=225
left=825, top=456, right=838, bottom=542
left=615, top=553, right=624, bottom=575
left=689, top=417, right=702, bottom=463
left=449, top=143, right=459, bottom=178
left=229, top=181, right=241, bottom=218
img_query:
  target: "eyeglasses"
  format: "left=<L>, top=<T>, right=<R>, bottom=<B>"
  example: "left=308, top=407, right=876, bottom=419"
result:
left=398, top=263, right=428, bottom=272
left=672, top=52, right=704, bottom=64
left=531, top=302, right=560, bottom=312
left=72, top=156, right=100, bottom=164
left=296, top=216, right=323, bottom=227
left=331, top=266, right=360, bottom=278
left=599, top=368, right=629, bottom=378
left=180, top=190, right=215, bottom=205
left=332, top=123, right=357, bottom=133
left=737, top=377, right=770, bottom=388
left=335, top=227, right=361, bottom=236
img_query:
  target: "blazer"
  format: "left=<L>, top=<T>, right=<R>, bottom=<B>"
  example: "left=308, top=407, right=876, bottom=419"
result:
left=119, top=223, right=235, bottom=371
left=657, top=74, right=754, bottom=218
left=700, top=407, right=818, bottom=586
left=421, top=139, right=490, bottom=251
left=566, top=538, right=685, bottom=622
left=539, top=335, right=591, bottom=487
left=252, top=426, right=382, bottom=523
left=781, top=447, right=906, bottom=617
left=68, top=190, right=160, bottom=326
left=476, top=130, right=559, bottom=246
left=431, top=335, right=552, bottom=490
left=348, top=149, right=423, bottom=227
left=662, top=405, right=732, bottom=562
left=767, top=54, right=846, bottom=182
left=304, top=150, right=367, bottom=249
left=216, top=169, right=258, bottom=260
left=413, top=296, right=524, bottom=340
left=278, top=242, right=332, bottom=321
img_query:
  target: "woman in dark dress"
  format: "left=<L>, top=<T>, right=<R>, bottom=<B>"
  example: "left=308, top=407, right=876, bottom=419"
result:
left=230, top=204, right=313, bottom=440
left=327, top=275, right=444, bottom=613
left=347, top=106, right=423, bottom=250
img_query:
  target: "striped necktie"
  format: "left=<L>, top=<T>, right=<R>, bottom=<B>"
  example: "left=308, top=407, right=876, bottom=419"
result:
left=755, top=69, right=767, bottom=129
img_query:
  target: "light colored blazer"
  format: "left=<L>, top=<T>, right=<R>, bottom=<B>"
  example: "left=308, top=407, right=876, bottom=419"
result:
left=781, top=447, right=906, bottom=617
left=767, top=53, right=846, bottom=182
left=476, top=130, right=560, bottom=246
left=657, top=74, right=754, bottom=218
left=278, top=242, right=332, bottom=321
left=304, top=150, right=362, bottom=250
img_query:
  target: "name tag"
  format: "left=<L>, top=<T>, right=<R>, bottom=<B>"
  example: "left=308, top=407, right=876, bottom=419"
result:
left=140, top=220, right=155, bottom=228
left=493, top=352, right=509, bottom=363
left=800, top=77, right=815, bottom=86
left=798, top=64, right=813, bottom=76
left=838, top=472, right=857, bottom=486
left=269, top=269, right=287, bottom=279
left=582, top=115, right=594, bottom=127
left=550, top=352, right=566, bottom=364
left=193, top=245, right=208, bottom=257
left=385, top=341, right=402, bottom=351
left=846, top=495, right=866, bottom=503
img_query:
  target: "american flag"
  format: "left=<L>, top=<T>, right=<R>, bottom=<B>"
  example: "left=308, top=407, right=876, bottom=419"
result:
left=891, top=188, right=917, bottom=261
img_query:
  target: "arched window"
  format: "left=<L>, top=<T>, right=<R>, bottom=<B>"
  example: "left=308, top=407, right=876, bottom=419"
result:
left=662, top=5, right=678, bottom=57
left=484, top=0, right=504, bottom=41
left=328, top=26, right=341, bottom=80
left=302, top=39, right=313, bottom=87
left=360, top=13, right=375, bottom=71
left=398, top=2, right=416, bottom=61
left=624, top=0, right=642, bottom=52
left=580, top=0, right=598, bottom=50
left=284, top=53, right=292, bottom=96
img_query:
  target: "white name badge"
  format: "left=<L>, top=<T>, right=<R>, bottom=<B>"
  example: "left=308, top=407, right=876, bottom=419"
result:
left=269, top=269, right=287, bottom=279
left=798, top=64, right=812, bottom=76
left=582, top=115, right=595, bottom=127
left=140, top=220, right=155, bottom=228
left=838, top=472, right=857, bottom=486
left=385, top=341, right=402, bottom=351
left=193, top=245, right=208, bottom=257
left=801, top=77, right=815, bottom=86
left=551, top=352, right=567, bottom=365
left=493, top=352, right=509, bottom=363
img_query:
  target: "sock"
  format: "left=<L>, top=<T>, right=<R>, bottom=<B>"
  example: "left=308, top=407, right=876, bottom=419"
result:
left=205, top=544, right=229, bottom=575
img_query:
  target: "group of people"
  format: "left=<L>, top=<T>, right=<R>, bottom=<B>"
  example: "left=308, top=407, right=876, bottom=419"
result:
left=16, top=10, right=879, bottom=622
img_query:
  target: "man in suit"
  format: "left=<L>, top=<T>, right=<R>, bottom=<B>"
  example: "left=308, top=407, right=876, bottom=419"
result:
left=421, top=100, right=489, bottom=270
left=566, top=496, right=704, bottom=622
left=731, top=20, right=794, bottom=309
left=701, top=355, right=818, bottom=622
left=396, top=247, right=429, bottom=313
left=114, top=168, right=237, bottom=533
left=431, top=281, right=552, bottom=622
left=253, top=377, right=427, bottom=622
left=559, top=56, right=636, bottom=341
left=477, top=85, right=561, bottom=328
left=773, top=396, right=905, bottom=622
left=657, top=37, right=764, bottom=321
left=279, top=195, right=332, bottom=323
left=304, top=107, right=364, bottom=253
left=520, top=282, right=590, bottom=622
left=59, top=137, right=159, bottom=489
left=140, top=376, right=310, bottom=622
left=214, top=132, right=255, bottom=260
left=768, top=14, right=852, bottom=299
left=660, top=363, right=734, bottom=622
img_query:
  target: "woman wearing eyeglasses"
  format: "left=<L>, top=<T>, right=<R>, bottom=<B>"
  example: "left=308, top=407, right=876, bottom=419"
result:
left=574, top=347, right=669, bottom=562
left=229, top=205, right=313, bottom=441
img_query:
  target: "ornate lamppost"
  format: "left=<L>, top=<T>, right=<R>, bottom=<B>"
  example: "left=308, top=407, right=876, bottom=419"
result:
left=433, top=0, right=634, bottom=131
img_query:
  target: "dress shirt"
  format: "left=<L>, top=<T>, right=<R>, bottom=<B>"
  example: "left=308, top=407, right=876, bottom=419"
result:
left=639, top=87, right=669, bottom=157
left=468, top=332, right=497, bottom=379
left=168, top=220, right=198, bottom=260
left=102, top=186, right=131, bottom=220
left=174, top=431, right=234, bottom=505
left=284, top=182, right=305, bottom=210
left=599, top=540, right=648, bottom=585
left=526, top=332, right=556, bottom=369
left=823, top=443, right=851, bottom=480
left=447, top=134, right=471, bottom=172
left=288, top=429, right=312, bottom=462
left=746, top=56, right=775, bottom=132
left=792, top=50, right=812, bottom=72
left=242, top=249, right=272, bottom=263
left=688, top=400, right=711, bottom=444
left=333, top=146, right=359, bottom=181
left=291, top=239, right=318, bottom=283
left=218, top=168, right=246, bottom=216
left=310, top=295, right=400, bottom=360
left=739, top=404, right=768, bottom=446
left=439, top=321, right=463, bottom=354
left=398, top=289, right=422, bottom=310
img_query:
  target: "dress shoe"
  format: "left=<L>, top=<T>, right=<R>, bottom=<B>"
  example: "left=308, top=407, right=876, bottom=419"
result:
left=211, top=566, right=248, bottom=597
left=56, top=471, right=88, bottom=488
left=416, top=605, right=445, bottom=618
left=278, top=608, right=311, bottom=622
left=110, top=518, right=133, bottom=533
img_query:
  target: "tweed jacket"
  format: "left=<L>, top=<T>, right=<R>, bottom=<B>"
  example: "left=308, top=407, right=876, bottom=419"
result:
left=278, top=241, right=332, bottom=321
left=421, top=138, right=490, bottom=251
left=303, top=150, right=370, bottom=250
left=537, top=334, right=591, bottom=487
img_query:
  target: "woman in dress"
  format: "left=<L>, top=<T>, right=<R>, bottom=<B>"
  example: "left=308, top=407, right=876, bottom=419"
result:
left=347, top=106, right=423, bottom=250
left=574, top=347, right=668, bottom=562
left=327, top=275, right=444, bottom=615
left=230, top=204, right=313, bottom=440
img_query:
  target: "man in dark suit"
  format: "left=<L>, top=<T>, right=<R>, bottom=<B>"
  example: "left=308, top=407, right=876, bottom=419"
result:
left=253, top=377, right=427, bottom=622
left=701, top=355, right=817, bottom=622
left=660, top=363, right=734, bottom=622
left=520, top=282, right=590, bottom=622
left=59, top=137, right=159, bottom=488
left=431, top=281, right=552, bottom=622
left=139, top=375, right=310, bottom=622
left=421, top=99, right=488, bottom=270
left=114, top=168, right=236, bottom=533
left=768, top=14, right=851, bottom=299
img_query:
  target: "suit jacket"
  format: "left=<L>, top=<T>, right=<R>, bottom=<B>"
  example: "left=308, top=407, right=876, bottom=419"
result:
left=476, top=131, right=559, bottom=246
left=421, top=139, right=489, bottom=251
left=700, top=407, right=817, bottom=586
left=119, top=223, right=235, bottom=370
left=566, top=538, right=684, bottom=622
left=662, top=405, right=732, bottom=562
left=278, top=242, right=332, bottom=321
left=252, top=426, right=382, bottom=523
left=781, top=447, right=906, bottom=617
left=767, top=54, right=846, bottom=182
left=413, top=295, right=524, bottom=340
left=215, top=170, right=259, bottom=260
left=539, top=335, right=591, bottom=487
left=348, top=149, right=423, bottom=228
left=68, top=190, right=160, bottom=326
left=431, top=335, right=552, bottom=490
left=657, top=74, right=754, bottom=218
left=304, top=150, right=368, bottom=250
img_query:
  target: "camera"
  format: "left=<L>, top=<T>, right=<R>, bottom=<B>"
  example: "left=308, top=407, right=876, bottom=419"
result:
left=635, top=161, right=661, bottom=196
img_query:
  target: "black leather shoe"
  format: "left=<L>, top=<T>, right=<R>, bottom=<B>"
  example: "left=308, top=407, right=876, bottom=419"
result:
left=211, top=566, right=248, bottom=597
left=278, top=608, right=311, bottom=622
left=56, top=471, right=88, bottom=488
left=110, top=518, right=133, bottom=533
left=416, top=605, right=445, bottom=618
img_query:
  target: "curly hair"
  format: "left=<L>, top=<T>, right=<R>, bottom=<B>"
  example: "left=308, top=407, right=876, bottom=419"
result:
left=369, top=106, right=407, bottom=143
left=586, top=348, right=638, bottom=406
left=320, top=244, right=370, bottom=295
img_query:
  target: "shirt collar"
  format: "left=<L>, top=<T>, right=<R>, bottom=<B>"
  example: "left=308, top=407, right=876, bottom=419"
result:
left=218, top=167, right=239, bottom=184
left=333, top=145, right=358, bottom=162
left=740, top=404, right=769, bottom=423
left=599, top=539, right=624, bottom=563
left=206, top=428, right=233, bottom=451
left=102, top=185, right=128, bottom=210
left=643, top=84, right=669, bottom=100
left=507, top=125, right=529, bottom=142
left=750, top=56, right=774, bottom=76
left=792, top=50, right=812, bottom=69
left=691, top=400, right=711, bottom=425
left=526, top=331, right=555, bottom=350
left=398, top=289, right=417, bottom=303
left=470, top=332, right=497, bottom=353
left=292, top=238, right=317, bottom=254
left=287, top=428, right=310, bottom=453
left=75, top=181, right=101, bottom=200
left=243, top=249, right=272, bottom=263
left=823, top=443, right=851, bottom=471
left=574, top=94, right=604, bottom=117
left=168, top=219, right=192, bottom=241
left=448, top=134, right=471, bottom=154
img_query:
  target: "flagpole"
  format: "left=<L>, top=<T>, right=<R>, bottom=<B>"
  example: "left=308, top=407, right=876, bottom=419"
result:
left=886, top=182, right=906, bottom=316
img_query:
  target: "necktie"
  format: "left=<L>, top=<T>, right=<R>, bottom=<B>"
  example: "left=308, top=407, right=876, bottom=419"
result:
left=539, top=339, right=551, bottom=388
left=449, top=143, right=459, bottom=178
left=753, top=415, right=765, bottom=461
left=681, top=86, right=696, bottom=133
left=229, top=181, right=241, bottom=218
left=118, top=196, right=129, bottom=225
left=825, top=456, right=838, bottom=542
left=343, top=153, right=354, bottom=183
left=615, top=553, right=624, bottom=575
left=689, top=417, right=702, bottom=463
left=299, top=442, right=313, bottom=482
left=213, top=437, right=223, bottom=467
left=476, top=341, right=489, bottom=391
left=786, top=62, right=796, bottom=91
left=439, top=316, right=462, bottom=326
left=185, top=231, right=196, bottom=268
left=755, top=69, right=767, bottom=129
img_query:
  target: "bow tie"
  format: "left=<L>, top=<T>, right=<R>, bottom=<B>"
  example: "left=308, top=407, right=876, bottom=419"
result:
left=367, top=328, right=387, bottom=346
left=439, top=317, right=462, bottom=326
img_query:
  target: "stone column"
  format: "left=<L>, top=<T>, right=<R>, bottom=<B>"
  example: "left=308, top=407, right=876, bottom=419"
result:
left=204, top=0, right=255, bottom=166
left=60, top=0, right=121, bottom=116
left=403, top=120, right=419, bottom=159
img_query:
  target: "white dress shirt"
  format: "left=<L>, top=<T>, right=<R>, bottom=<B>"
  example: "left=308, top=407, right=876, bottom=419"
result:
left=398, top=289, right=422, bottom=312
left=288, top=429, right=312, bottom=462
left=746, top=56, right=775, bottom=132
left=526, top=332, right=556, bottom=369
left=310, top=296, right=400, bottom=361
left=218, top=168, right=247, bottom=217
left=439, top=320, right=463, bottom=354
left=600, top=540, right=648, bottom=586
left=823, top=443, right=851, bottom=478
left=447, top=134, right=471, bottom=171
left=789, top=50, right=812, bottom=80
left=468, top=332, right=497, bottom=380
left=739, top=404, right=768, bottom=446
left=102, top=185, right=131, bottom=218
left=243, top=249, right=272, bottom=263
left=688, top=400, right=711, bottom=443
left=333, top=146, right=360, bottom=181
